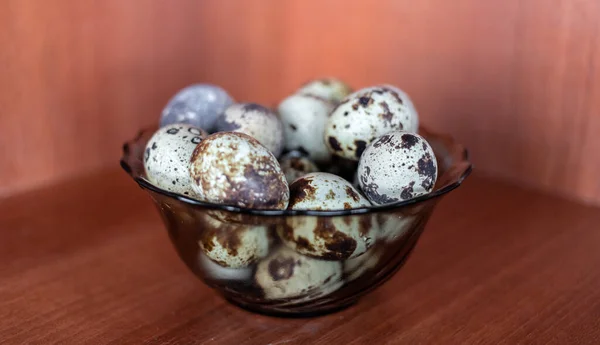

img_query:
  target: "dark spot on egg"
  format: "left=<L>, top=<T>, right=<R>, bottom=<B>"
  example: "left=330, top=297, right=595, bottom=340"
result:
left=151, top=142, right=157, bottom=150
left=314, top=218, right=357, bottom=260
left=344, top=124, right=350, bottom=129
left=144, top=148, right=151, bottom=162
left=290, top=124, right=297, bottom=131
left=166, top=128, right=179, bottom=135
left=401, top=134, right=419, bottom=149
left=188, top=127, right=202, bottom=135
left=400, top=181, right=415, bottom=200
left=358, top=96, right=373, bottom=107
left=354, top=140, right=367, bottom=158
left=326, top=189, right=336, bottom=200
left=288, top=177, right=317, bottom=208
left=243, top=103, right=269, bottom=113
left=378, top=101, right=394, bottom=124
left=191, top=136, right=202, bottom=144
left=344, top=111, right=349, bottom=116
left=345, top=186, right=360, bottom=202
left=328, top=136, right=343, bottom=151
left=268, top=257, right=296, bottom=281
left=373, top=134, right=393, bottom=148
left=344, top=202, right=352, bottom=210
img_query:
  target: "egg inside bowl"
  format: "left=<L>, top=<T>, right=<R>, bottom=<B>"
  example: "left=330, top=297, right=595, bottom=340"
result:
left=120, top=126, right=471, bottom=316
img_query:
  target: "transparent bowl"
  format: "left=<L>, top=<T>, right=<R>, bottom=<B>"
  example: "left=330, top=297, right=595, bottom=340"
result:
left=120, top=127, right=471, bottom=316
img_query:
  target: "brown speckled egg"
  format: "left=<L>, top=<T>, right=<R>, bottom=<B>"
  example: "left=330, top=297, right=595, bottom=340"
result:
left=296, top=78, right=353, bottom=103
left=144, top=124, right=207, bottom=197
left=279, top=173, right=377, bottom=260
left=215, top=103, right=284, bottom=157
left=255, top=246, right=343, bottom=300
left=325, top=85, right=419, bottom=161
left=278, top=94, right=335, bottom=164
left=189, top=132, right=289, bottom=209
left=198, top=214, right=271, bottom=268
left=358, top=131, right=438, bottom=205
left=279, top=152, right=319, bottom=184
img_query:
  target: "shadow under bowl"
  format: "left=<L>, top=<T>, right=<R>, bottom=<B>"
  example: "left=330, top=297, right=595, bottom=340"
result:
left=120, top=126, right=471, bottom=316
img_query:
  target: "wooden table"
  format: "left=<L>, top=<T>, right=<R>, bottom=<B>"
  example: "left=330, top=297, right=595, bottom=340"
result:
left=1, top=169, right=599, bottom=344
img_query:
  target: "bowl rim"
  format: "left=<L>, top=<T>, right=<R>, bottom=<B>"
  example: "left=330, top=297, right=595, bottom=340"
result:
left=120, top=127, right=472, bottom=217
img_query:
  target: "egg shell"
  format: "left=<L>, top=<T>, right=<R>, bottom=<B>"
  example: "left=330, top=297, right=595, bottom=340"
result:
left=160, top=84, right=234, bottom=132
left=189, top=132, right=289, bottom=209
left=296, top=78, right=352, bottom=103
left=358, top=131, right=438, bottom=205
left=279, top=173, right=377, bottom=260
left=215, top=103, right=284, bottom=157
left=144, top=124, right=207, bottom=197
left=278, top=94, right=335, bottom=164
left=325, top=85, right=419, bottom=161
left=254, top=246, right=343, bottom=300
left=380, top=84, right=419, bottom=132
left=343, top=246, right=382, bottom=282
left=279, top=152, right=319, bottom=184
left=198, top=214, right=272, bottom=268
left=197, top=251, right=253, bottom=281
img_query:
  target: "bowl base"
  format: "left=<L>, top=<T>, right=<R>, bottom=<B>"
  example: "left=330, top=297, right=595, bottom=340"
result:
left=224, top=296, right=357, bottom=318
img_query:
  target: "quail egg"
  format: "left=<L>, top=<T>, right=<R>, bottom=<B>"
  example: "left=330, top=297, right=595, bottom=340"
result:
left=296, top=78, right=352, bottom=103
left=255, top=246, right=343, bottom=300
left=279, top=172, right=377, bottom=260
left=325, top=85, right=419, bottom=161
left=189, top=132, right=289, bottom=209
left=278, top=152, right=319, bottom=184
left=160, top=84, right=234, bottom=132
left=144, top=124, right=207, bottom=197
left=358, top=131, right=438, bottom=205
left=215, top=103, right=284, bottom=157
left=198, top=214, right=271, bottom=268
left=278, top=94, right=335, bottom=164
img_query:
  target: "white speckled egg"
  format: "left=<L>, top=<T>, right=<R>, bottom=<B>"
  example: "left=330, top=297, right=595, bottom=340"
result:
left=198, top=214, right=271, bottom=268
left=215, top=103, right=284, bottom=157
left=358, top=131, right=438, bottom=205
left=325, top=85, right=419, bottom=161
left=297, top=78, right=352, bottom=103
left=278, top=94, right=335, bottom=164
left=279, top=173, right=377, bottom=260
left=144, top=124, right=207, bottom=197
left=278, top=152, right=319, bottom=184
left=255, top=246, right=343, bottom=300
left=189, top=132, right=289, bottom=209
left=197, top=251, right=253, bottom=281
left=160, top=84, right=234, bottom=132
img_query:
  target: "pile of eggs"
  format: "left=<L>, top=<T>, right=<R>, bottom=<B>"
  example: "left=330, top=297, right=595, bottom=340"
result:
left=145, top=79, right=438, bottom=300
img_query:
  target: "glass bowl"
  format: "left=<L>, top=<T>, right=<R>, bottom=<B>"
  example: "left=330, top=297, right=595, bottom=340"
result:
left=120, top=126, right=471, bottom=316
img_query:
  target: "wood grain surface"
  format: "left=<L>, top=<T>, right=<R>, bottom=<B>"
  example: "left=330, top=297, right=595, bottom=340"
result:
left=1, top=0, right=600, bottom=203
left=1, top=169, right=599, bottom=344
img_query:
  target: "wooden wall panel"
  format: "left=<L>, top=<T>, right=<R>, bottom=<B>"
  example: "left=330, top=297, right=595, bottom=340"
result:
left=1, top=0, right=599, bottom=204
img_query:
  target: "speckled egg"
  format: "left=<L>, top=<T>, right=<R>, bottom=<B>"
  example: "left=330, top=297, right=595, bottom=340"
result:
left=198, top=214, right=271, bottom=268
left=197, top=251, right=253, bottom=281
left=278, top=173, right=377, bottom=260
left=144, top=124, right=207, bottom=197
left=296, top=78, right=352, bottom=103
left=189, top=132, right=289, bottom=209
left=215, top=103, right=284, bottom=157
left=325, top=85, right=419, bottom=161
left=278, top=94, right=335, bottom=164
left=358, top=131, right=438, bottom=205
left=160, top=84, right=234, bottom=132
left=278, top=152, right=319, bottom=184
left=255, top=246, right=343, bottom=300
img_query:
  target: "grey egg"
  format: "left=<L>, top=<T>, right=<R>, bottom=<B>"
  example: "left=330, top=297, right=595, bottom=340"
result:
left=189, top=132, right=289, bottom=210
left=358, top=131, right=438, bottom=205
left=215, top=103, right=284, bottom=157
left=279, top=172, right=377, bottom=260
left=160, top=84, right=234, bottom=132
left=325, top=85, right=419, bottom=161
left=278, top=152, right=319, bottom=184
left=144, top=124, right=207, bottom=197
left=297, top=78, right=353, bottom=103
left=254, top=246, right=343, bottom=300
left=278, top=94, right=335, bottom=164
left=198, top=214, right=271, bottom=268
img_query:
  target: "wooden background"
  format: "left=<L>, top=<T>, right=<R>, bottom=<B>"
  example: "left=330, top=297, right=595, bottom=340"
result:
left=1, top=0, right=599, bottom=204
